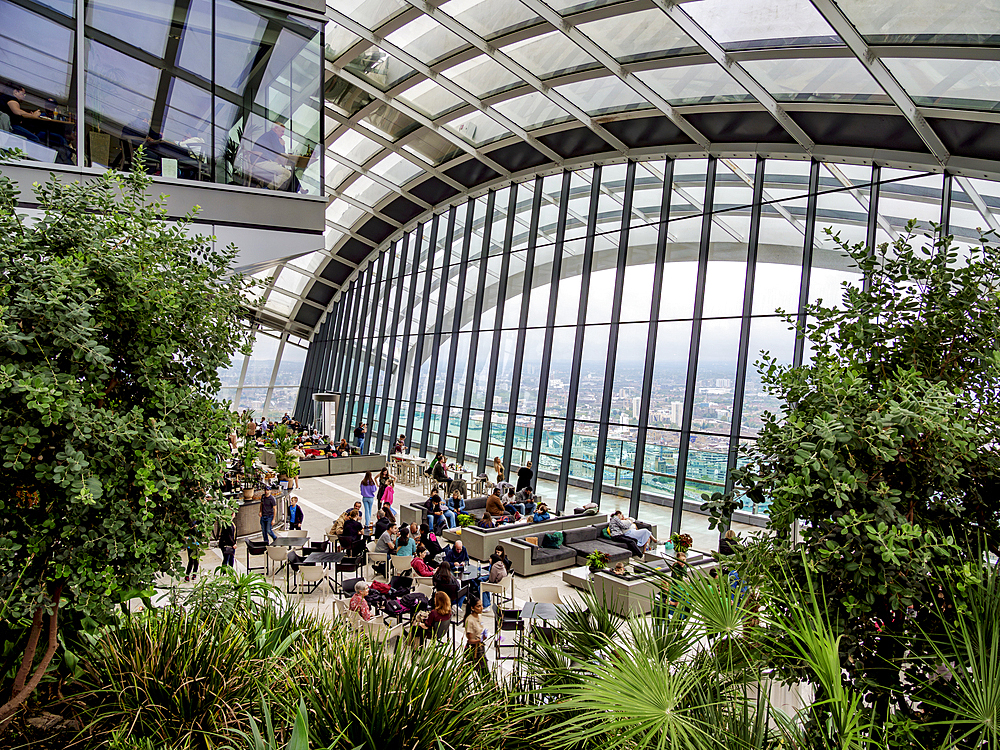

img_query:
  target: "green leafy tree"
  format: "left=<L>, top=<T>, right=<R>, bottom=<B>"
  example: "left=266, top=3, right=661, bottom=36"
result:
left=0, top=166, right=256, bottom=725
left=733, top=222, right=1000, bottom=731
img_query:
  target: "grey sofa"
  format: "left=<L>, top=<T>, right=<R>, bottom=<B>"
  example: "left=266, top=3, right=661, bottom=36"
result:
left=398, top=492, right=544, bottom=530
left=261, top=451, right=385, bottom=478
left=441, top=512, right=606, bottom=561
left=505, top=519, right=658, bottom=576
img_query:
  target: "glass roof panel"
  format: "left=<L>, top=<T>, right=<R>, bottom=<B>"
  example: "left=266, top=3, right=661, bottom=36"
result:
left=288, top=251, right=326, bottom=275
left=741, top=56, right=889, bottom=103
left=330, top=129, right=382, bottom=164
left=275, top=267, right=312, bottom=296
left=492, top=91, right=574, bottom=129
left=327, top=199, right=366, bottom=227
left=681, top=0, right=840, bottom=50
left=325, top=20, right=361, bottom=59
left=833, top=0, right=1000, bottom=44
left=554, top=76, right=653, bottom=116
left=635, top=63, right=751, bottom=105
left=326, top=158, right=356, bottom=190
left=360, top=103, right=420, bottom=140
left=441, top=55, right=522, bottom=98
left=404, top=128, right=465, bottom=165
left=444, top=111, right=512, bottom=145
left=342, top=47, right=415, bottom=91
left=438, top=0, right=540, bottom=40
left=328, top=0, right=406, bottom=31
left=884, top=58, right=1000, bottom=112
left=343, top=175, right=393, bottom=204
left=397, top=78, right=466, bottom=117
left=502, top=30, right=599, bottom=79
left=577, top=9, right=700, bottom=63
left=546, top=0, right=631, bottom=16
left=369, top=152, right=424, bottom=185
left=384, top=15, right=468, bottom=65
left=264, top=290, right=298, bottom=317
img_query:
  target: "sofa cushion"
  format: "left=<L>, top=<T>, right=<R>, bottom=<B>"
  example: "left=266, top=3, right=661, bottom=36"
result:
left=465, top=496, right=488, bottom=511
left=562, top=526, right=597, bottom=546
left=530, top=546, right=576, bottom=564
left=569, top=539, right=632, bottom=563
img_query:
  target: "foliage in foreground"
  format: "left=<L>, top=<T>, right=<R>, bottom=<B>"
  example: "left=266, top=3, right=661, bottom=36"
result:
left=0, top=164, right=257, bottom=724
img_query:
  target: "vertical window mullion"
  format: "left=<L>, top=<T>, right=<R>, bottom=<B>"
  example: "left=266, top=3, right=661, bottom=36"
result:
left=423, top=208, right=457, bottom=450
left=408, top=217, right=439, bottom=453
left=391, top=227, right=423, bottom=446
left=439, top=199, right=475, bottom=454
left=378, top=236, right=409, bottom=454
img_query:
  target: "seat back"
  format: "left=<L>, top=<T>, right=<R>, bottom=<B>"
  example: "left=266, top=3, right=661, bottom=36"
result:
left=332, top=599, right=349, bottom=618
left=346, top=609, right=365, bottom=630
left=286, top=529, right=308, bottom=538
left=301, top=565, right=326, bottom=583
left=498, top=608, right=523, bottom=632
left=390, top=555, right=413, bottom=574
left=530, top=586, right=562, bottom=605
left=360, top=619, right=389, bottom=640
left=414, top=583, right=434, bottom=599
left=432, top=617, right=452, bottom=640
left=266, top=547, right=287, bottom=562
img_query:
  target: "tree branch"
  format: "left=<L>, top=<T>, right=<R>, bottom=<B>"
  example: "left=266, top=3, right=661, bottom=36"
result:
left=0, top=584, right=63, bottom=729
left=10, top=606, right=43, bottom=697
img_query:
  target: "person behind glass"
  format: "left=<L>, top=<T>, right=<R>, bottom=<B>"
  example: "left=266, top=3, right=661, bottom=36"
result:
left=252, top=119, right=297, bottom=191
left=515, top=486, right=536, bottom=516
left=259, top=490, right=278, bottom=544
left=531, top=503, right=551, bottom=523
left=433, top=562, right=461, bottom=606
left=219, top=521, right=237, bottom=568
left=1, top=82, right=43, bottom=143
left=447, top=488, right=466, bottom=518
left=396, top=525, right=416, bottom=556
left=463, top=596, right=488, bottom=675
left=360, top=471, right=377, bottom=527
left=349, top=581, right=371, bottom=621
left=516, top=460, right=534, bottom=492
left=443, top=539, right=469, bottom=571
left=287, top=495, right=304, bottom=530
left=340, top=508, right=364, bottom=555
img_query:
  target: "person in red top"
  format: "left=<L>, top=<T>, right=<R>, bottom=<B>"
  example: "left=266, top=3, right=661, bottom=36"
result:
left=416, top=591, right=452, bottom=642
left=410, top=544, right=436, bottom=576
left=349, top=582, right=371, bottom=621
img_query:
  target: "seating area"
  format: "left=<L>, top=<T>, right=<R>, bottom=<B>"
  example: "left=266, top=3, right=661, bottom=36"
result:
left=504, top=520, right=658, bottom=576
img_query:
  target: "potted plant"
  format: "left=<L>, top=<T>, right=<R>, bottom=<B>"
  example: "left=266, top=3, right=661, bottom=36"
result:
left=669, top=532, right=693, bottom=555
left=457, top=513, right=475, bottom=528
left=238, top=439, right=261, bottom=499
left=586, top=550, right=610, bottom=573
left=272, top=424, right=300, bottom=486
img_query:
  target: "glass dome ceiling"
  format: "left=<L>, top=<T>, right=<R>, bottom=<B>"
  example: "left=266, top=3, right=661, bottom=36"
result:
left=253, top=0, right=1000, bottom=339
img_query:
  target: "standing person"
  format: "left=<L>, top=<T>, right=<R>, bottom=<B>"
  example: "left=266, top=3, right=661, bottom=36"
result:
left=360, top=471, right=378, bottom=527
left=354, top=422, right=366, bottom=452
left=377, top=467, right=391, bottom=502
left=516, top=461, right=534, bottom=492
left=219, top=521, right=237, bottom=568
left=464, top=597, right=488, bottom=675
left=287, top=496, right=304, bottom=530
left=394, top=434, right=407, bottom=454
left=260, top=490, right=277, bottom=544
left=289, top=445, right=305, bottom=489
left=382, top=476, right=395, bottom=508
left=493, top=456, right=505, bottom=483
left=184, top=519, right=200, bottom=581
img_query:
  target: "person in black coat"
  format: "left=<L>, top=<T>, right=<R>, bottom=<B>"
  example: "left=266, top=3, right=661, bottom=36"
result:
left=219, top=522, right=237, bottom=567
left=340, top=509, right=364, bottom=555
left=288, top=496, right=304, bottom=530
left=515, top=461, right=534, bottom=492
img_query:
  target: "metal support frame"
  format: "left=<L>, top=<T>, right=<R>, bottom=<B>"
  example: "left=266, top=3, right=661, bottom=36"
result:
left=439, top=199, right=476, bottom=455
left=670, top=156, right=718, bottom=535
left=389, top=227, right=424, bottom=445
left=863, top=164, right=881, bottom=292
left=723, top=158, right=765, bottom=505
left=366, top=249, right=397, bottom=449
left=793, top=160, right=822, bottom=369
left=421, top=208, right=457, bottom=452
left=356, top=254, right=386, bottom=437
left=530, top=170, right=573, bottom=481
left=628, top=159, right=674, bottom=519
left=407, top=216, right=440, bottom=453
left=589, top=160, right=637, bottom=507
left=457, top=191, right=496, bottom=469
left=376, top=237, right=409, bottom=453
left=342, top=266, right=378, bottom=440
left=557, top=165, right=602, bottom=512
left=940, top=172, right=953, bottom=237
left=334, top=277, right=365, bottom=439
left=478, top=187, right=518, bottom=476
left=502, top=178, right=544, bottom=477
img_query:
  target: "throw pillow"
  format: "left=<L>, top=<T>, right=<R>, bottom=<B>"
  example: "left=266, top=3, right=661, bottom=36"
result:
left=600, top=526, right=612, bottom=540
left=524, top=536, right=539, bottom=547
left=582, top=507, right=599, bottom=516
left=541, top=531, right=564, bottom=549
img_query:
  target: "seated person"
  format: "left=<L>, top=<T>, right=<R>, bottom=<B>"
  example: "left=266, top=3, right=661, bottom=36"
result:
left=393, top=434, right=407, bottom=454
left=425, top=489, right=456, bottom=532
left=433, top=562, right=461, bottom=606
left=608, top=510, right=656, bottom=551
left=416, top=591, right=452, bottom=641
left=411, top=544, right=437, bottom=576
left=419, top=524, right=443, bottom=559
left=332, top=501, right=364, bottom=537
left=446, top=489, right=466, bottom=517
left=531, top=503, right=551, bottom=523
left=504, top=487, right=524, bottom=517
left=335, top=438, right=351, bottom=456
left=349, top=581, right=371, bottom=621
left=478, top=512, right=495, bottom=529
left=432, top=456, right=451, bottom=488
left=250, top=120, right=296, bottom=191
left=480, top=552, right=508, bottom=609
left=443, top=540, right=469, bottom=570
left=485, top=488, right=508, bottom=520
left=339, top=509, right=364, bottom=555
left=514, top=487, right=537, bottom=516
left=373, top=511, right=392, bottom=542
left=493, top=544, right=514, bottom=575
left=396, top=526, right=416, bottom=556
left=381, top=502, right=396, bottom=524
left=375, top=522, right=397, bottom=555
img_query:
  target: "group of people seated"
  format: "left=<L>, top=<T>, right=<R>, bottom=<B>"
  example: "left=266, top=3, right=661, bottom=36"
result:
left=422, top=485, right=548, bottom=533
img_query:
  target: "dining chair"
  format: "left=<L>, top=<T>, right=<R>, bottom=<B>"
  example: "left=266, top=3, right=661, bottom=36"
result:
left=266, top=546, right=287, bottom=577
left=245, top=539, right=268, bottom=573
left=297, top=565, right=328, bottom=602
left=390, top=555, right=413, bottom=576
left=529, top=586, right=562, bottom=605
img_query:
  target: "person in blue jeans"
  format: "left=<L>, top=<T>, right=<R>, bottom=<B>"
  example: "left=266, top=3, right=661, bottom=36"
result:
left=360, top=471, right=378, bottom=527
left=446, top=489, right=466, bottom=518
left=259, top=492, right=277, bottom=544
left=425, top=489, right=456, bottom=531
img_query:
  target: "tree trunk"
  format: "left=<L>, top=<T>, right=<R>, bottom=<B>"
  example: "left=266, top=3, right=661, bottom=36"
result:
left=0, top=585, right=63, bottom=730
